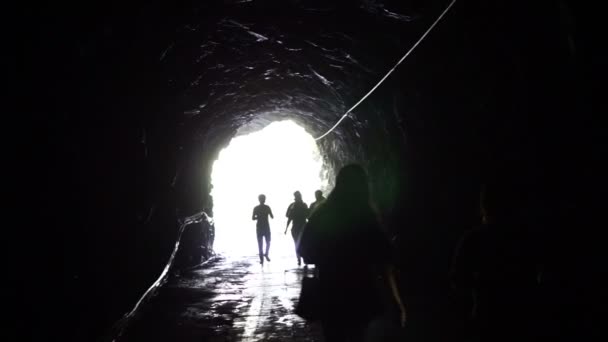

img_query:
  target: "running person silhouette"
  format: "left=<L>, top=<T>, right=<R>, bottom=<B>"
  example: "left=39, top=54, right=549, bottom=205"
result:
left=252, top=194, right=274, bottom=264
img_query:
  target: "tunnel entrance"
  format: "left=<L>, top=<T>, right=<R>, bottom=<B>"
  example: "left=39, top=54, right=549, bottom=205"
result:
left=210, top=120, right=329, bottom=257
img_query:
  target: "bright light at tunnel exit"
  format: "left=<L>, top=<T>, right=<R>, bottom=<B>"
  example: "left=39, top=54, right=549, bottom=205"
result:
left=211, top=120, right=328, bottom=257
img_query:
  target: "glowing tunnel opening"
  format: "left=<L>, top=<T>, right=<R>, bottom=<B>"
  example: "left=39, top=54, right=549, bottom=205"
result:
left=211, top=120, right=329, bottom=257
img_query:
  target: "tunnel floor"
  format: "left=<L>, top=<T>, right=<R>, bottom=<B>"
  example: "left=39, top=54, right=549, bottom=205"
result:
left=120, top=254, right=323, bottom=342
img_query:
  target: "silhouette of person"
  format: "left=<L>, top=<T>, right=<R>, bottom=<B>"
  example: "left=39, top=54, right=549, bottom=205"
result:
left=252, top=194, right=274, bottom=265
left=298, top=164, right=406, bottom=342
left=308, top=189, right=325, bottom=216
left=285, top=191, right=309, bottom=266
left=450, top=181, right=542, bottom=341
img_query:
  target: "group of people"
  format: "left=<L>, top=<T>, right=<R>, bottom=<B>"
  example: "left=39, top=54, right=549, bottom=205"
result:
left=253, top=163, right=541, bottom=342
left=252, top=189, right=325, bottom=265
left=252, top=165, right=406, bottom=341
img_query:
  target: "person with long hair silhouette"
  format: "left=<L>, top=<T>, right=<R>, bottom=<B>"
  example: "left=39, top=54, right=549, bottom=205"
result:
left=298, top=164, right=406, bottom=341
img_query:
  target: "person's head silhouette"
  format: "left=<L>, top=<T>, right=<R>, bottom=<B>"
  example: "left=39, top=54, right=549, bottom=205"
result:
left=258, top=194, right=266, bottom=204
left=314, top=190, right=323, bottom=201
left=293, top=191, right=302, bottom=202
left=330, top=164, right=370, bottom=207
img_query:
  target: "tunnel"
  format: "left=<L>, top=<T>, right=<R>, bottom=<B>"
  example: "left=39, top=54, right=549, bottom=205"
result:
left=17, top=0, right=605, bottom=341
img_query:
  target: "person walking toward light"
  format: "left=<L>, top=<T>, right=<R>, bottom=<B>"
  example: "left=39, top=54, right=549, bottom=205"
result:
left=309, top=189, right=326, bottom=216
left=285, top=191, right=309, bottom=266
left=252, top=194, right=274, bottom=265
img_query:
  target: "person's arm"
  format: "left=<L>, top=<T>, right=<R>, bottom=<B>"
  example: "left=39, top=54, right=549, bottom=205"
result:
left=285, top=218, right=291, bottom=234
left=385, top=265, right=407, bottom=327
left=285, top=205, right=292, bottom=234
left=252, top=208, right=257, bottom=221
left=367, top=219, right=406, bottom=326
left=269, top=207, right=274, bottom=219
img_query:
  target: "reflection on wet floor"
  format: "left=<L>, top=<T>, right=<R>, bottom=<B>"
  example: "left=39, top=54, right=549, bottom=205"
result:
left=119, top=254, right=323, bottom=342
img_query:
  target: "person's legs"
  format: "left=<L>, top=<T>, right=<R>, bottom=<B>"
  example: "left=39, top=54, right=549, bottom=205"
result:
left=291, top=228, right=302, bottom=265
left=256, top=228, right=264, bottom=264
left=264, top=230, right=271, bottom=261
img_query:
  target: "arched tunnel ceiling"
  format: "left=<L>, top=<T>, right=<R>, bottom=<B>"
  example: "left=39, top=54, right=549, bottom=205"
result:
left=163, top=1, right=429, bottom=175
left=149, top=0, right=441, bottom=216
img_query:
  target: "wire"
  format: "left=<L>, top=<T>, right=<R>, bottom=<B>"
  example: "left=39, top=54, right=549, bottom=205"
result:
left=314, top=0, right=458, bottom=141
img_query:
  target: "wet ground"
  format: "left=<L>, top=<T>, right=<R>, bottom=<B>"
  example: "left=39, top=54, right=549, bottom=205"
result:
left=119, top=254, right=323, bottom=342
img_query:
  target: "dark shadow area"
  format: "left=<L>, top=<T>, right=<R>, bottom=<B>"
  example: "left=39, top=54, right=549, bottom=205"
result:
left=14, top=0, right=605, bottom=341
left=450, top=180, right=544, bottom=341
